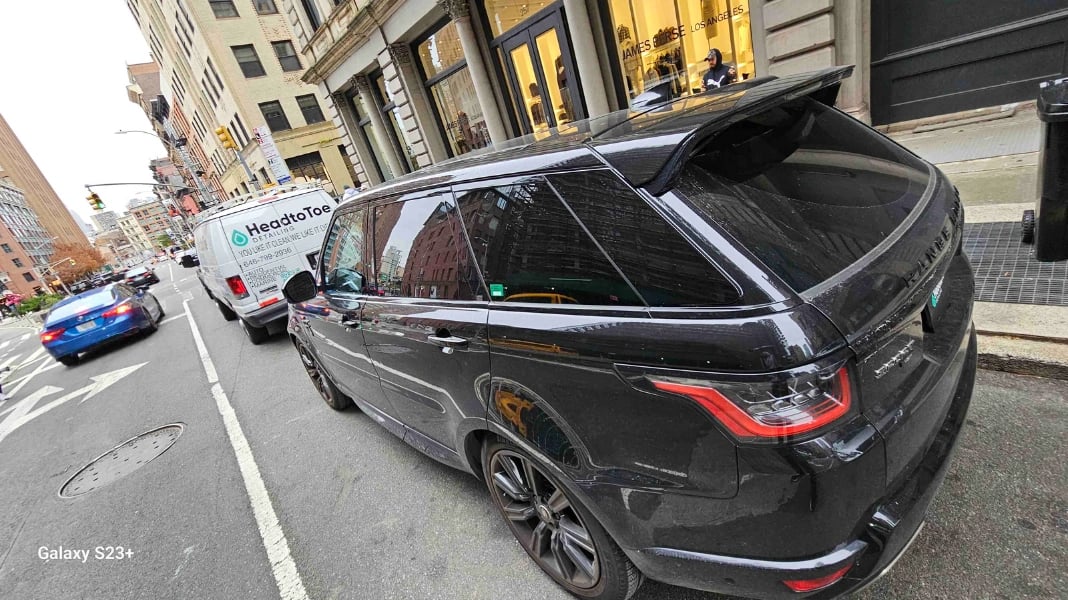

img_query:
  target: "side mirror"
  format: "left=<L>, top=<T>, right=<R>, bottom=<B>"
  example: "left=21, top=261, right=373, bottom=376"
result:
left=282, top=271, right=317, bottom=304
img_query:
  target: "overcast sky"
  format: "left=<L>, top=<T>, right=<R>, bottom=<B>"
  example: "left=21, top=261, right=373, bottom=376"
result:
left=0, top=2, right=165, bottom=228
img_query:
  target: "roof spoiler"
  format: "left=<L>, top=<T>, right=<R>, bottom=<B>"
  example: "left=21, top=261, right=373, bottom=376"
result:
left=643, top=65, right=854, bottom=196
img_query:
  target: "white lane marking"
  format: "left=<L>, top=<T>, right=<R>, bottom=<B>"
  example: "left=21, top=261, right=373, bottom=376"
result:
left=0, top=364, right=145, bottom=445
left=0, top=341, right=9, bottom=351
left=183, top=299, right=308, bottom=600
left=161, top=313, right=188, bottom=325
left=0, top=354, right=23, bottom=372
left=8, top=358, right=61, bottom=397
left=171, top=545, right=196, bottom=582
left=18, top=333, right=29, bottom=342
left=16, top=347, right=46, bottom=369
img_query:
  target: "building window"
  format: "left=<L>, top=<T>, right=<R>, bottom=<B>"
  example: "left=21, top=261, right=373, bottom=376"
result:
left=12, top=258, right=23, bottom=268
left=254, top=0, right=278, bottom=15
left=605, top=0, right=755, bottom=103
left=259, top=167, right=271, bottom=185
left=22, top=272, right=34, bottom=283
left=207, top=58, right=224, bottom=92
left=347, top=90, right=389, bottom=181
left=371, top=72, right=415, bottom=172
left=209, top=0, right=239, bottom=18
left=483, top=0, right=554, bottom=37
left=259, top=100, right=292, bottom=132
left=416, top=20, right=490, bottom=157
left=300, top=0, right=322, bottom=30
left=232, top=45, right=266, bottom=78
left=0, top=244, right=10, bottom=253
left=234, top=113, right=250, bottom=145
left=296, top=94, right=325, bottom=124
left=285, top=152, right=328, bottom=183
left=271, top=40, right=301, bottom=72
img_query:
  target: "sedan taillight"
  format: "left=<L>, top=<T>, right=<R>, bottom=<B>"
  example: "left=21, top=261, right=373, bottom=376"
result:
left=40, top=328, right=65, bottom=343
left=102, top=302, right=134, bottom=318
left=648, top=363, right=853, bottom=444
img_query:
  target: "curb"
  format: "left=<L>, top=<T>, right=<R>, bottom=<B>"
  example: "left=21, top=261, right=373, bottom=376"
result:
left=978, top=352, right=1068, bottom=380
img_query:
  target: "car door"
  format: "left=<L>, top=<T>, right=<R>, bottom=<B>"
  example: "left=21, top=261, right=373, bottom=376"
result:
left=294, top=208, right=394, bottom=418
left=360, top=191, right=490, bottom=462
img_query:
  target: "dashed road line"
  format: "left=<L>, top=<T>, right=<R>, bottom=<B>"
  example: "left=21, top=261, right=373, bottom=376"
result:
left=183, top=299, right=309, bottom=600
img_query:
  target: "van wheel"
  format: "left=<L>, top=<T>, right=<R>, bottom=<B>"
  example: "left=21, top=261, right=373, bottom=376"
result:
left=216, top=300, right=237, bottom=321
left=239, top=318, right=270, bottom=345
left=482, top=437, right=643, bottom=600
left=296, top=343, right=353, bottom=411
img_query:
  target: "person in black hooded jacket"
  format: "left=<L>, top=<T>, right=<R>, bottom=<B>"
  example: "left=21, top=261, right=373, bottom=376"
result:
left=702, top=48, right=736, bottom=91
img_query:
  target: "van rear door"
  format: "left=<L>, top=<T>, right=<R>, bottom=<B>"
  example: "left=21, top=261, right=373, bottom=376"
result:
left=218, top=191, right=335, bottom=306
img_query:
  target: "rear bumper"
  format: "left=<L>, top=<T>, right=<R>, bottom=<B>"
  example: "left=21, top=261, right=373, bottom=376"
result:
left=43, top=315, right=149, bottom=358
left=623, top=328, right=976, bottom=599
left=240, top=300, right=289, bottom=328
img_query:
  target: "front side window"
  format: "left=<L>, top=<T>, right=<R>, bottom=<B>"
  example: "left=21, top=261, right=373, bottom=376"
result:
left=321, top=210, right=369, bottom=294
left=259, top=100, right=291, bottom=132
left=209, top=0, right=239, bottom=18
left=272, top=40, right=301, bottom=72
left=371, top=196, right=483, bottom=301
left=455, top=178, right=643, bottom=306
left=232, top=45, right=266, bottom=78
left=296, top=94, right=325, bottom=124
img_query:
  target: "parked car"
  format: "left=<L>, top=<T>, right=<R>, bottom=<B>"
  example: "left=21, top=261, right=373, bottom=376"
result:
left=187, top=181, right=336, bottom=344
left=108, top=268, right=129, bottom=283
left=282, top=68, right=976, bottom=600
left=177, top=250, right=199, bottom=268
left=39, top=283, right=165, bottom=366
left=125, top=266, right=160, bottom=286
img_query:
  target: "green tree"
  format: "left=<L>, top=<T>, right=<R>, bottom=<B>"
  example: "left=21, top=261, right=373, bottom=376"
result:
left=157, top=233, right=174, bottom=248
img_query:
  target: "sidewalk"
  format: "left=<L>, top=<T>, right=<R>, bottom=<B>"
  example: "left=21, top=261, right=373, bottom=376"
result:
left=888, top=103, right=1068, bottom=379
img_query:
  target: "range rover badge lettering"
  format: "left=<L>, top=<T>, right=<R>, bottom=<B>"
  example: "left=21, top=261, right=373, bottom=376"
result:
left=874, top=339, right=916, bottom=379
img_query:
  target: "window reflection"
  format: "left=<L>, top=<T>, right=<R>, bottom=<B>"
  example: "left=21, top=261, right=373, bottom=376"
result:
left=322, top=211, right=370, bottom=294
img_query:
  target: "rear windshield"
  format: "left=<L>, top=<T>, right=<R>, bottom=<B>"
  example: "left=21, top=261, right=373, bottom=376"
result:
left=47, top=288, right=115, bottom=322
left=673, top=97, right=930, bottom=292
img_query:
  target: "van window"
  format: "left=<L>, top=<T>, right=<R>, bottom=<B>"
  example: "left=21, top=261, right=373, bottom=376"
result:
left=371, top=195, right=484, bottom=301
left=455, top=178, right=643, bottom=306
left=321, top=210, right=370, bottom=294
left=675, top=97, right=931, bottom=292
left=550, top=171, right=740, bottom=306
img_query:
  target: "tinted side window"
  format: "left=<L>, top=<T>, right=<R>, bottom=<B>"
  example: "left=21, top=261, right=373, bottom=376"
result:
left=371, top=195, right=484, bottom=301
left=550, top=171, right=740, bottom=306
left=321, top=210, right=370, bottom=294
left=455, top=178, right=643, bottom=306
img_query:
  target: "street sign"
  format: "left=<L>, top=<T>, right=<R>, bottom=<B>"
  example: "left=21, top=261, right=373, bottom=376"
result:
left=254, top=126, right=292, bottom=184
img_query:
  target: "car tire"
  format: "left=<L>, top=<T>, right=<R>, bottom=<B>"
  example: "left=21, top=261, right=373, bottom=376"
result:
left=58, top=355, right=79, bottom=367
left=143, top=308, right=159, bottom=334
left=239, top=318, right=270, bottom=345
left=216, top=300, right=237, bottom=321
left=1022, top=209, right=1036, bottom=244
left=482, top=436, right=643, bottom=600
left=296, top=342, right=353, bottom=411
left=155, top=297, right=165, bottom=320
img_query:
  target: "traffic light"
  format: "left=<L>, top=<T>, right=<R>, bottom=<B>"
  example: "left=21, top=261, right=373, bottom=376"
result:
left=215, top=126, right=237, bottom=150
left=87, top=192, right=104, bottom=210
left=68, top=259, right=76, bottom=266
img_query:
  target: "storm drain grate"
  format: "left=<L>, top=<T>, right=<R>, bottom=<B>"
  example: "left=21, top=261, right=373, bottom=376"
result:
left=962, top=221, right=1068, bottom=306
left=59, top=424, right=184, bottom=498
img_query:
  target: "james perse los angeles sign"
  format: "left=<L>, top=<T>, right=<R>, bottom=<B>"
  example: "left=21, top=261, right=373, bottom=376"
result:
left=245, top=204, right=332, bottom=236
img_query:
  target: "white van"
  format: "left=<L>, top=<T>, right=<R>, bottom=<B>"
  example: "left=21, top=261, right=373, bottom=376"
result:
left=187, top=182, right=335, bottom=344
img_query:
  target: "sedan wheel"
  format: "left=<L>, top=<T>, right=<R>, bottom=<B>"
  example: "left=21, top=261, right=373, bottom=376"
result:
left=483, top=439, right=642, bottom=600
left=296, top=343, right=352, bottom=411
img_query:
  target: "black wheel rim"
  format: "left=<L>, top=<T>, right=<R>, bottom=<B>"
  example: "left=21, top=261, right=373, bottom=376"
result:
left=489, top=450, right=599, bottom=589
left=298, top=345, right=331, bottom=403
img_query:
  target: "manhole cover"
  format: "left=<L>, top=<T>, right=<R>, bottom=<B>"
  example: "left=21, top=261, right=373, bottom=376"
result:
left=59, top=424, right=184, bottom=498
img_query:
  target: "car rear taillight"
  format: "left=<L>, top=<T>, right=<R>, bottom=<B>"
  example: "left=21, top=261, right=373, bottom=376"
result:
left=102, top=302, right=134, bottom=318
left=40, top=328, right=65, bottom=343
left=782, top=563, right=853, bottom=592
left=648, top=363, right=852, bottom=444
left=226, top=275, right=249, bottom=298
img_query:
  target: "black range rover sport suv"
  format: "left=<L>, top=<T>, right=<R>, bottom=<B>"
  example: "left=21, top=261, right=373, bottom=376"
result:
left=282, top=67, right=976, bottom=600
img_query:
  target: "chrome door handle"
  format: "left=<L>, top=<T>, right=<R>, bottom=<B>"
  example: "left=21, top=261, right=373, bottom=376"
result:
left=427, top=335, right=468, bottom=348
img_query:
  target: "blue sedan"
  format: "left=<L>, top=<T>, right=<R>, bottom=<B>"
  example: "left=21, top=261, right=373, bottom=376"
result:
left=40, top=283, right=165, bottom=366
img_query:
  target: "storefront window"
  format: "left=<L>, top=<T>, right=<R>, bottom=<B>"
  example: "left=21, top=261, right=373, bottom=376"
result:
left=483, top=0, right=554, bottom=38
left=417, top=20, right=491, bottom=156
left=607, top=0, right=754, bottom=103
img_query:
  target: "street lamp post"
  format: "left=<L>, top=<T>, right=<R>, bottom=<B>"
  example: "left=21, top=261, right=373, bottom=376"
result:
left=116, top=129, right=216, bottom=209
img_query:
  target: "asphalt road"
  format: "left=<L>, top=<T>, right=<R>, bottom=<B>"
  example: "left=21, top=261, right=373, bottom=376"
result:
left=0, top=263, right=1064, bottom=600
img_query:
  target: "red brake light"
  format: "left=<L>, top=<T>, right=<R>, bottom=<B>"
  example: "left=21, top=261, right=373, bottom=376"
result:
left=40, top=328, right=65, bottom=343
left=226, top=275, right=249, bottom=298
left=782, top=563, right=853, bottom=592
left=102, top=302, right=134, bottom=318
left=649, top=365, right=852, bottom=443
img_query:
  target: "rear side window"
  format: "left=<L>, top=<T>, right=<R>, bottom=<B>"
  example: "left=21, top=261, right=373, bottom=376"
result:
left=550, top=171, right=739, bottom=306
left=455, top=178, right=643, bottom=306
left=674, top=97, right=931, bottom=292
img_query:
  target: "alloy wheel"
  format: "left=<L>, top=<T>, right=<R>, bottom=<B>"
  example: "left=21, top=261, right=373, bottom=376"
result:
left=298, top=345, right=331, bottom=403
left=489, top=450, right=600, bottom=589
